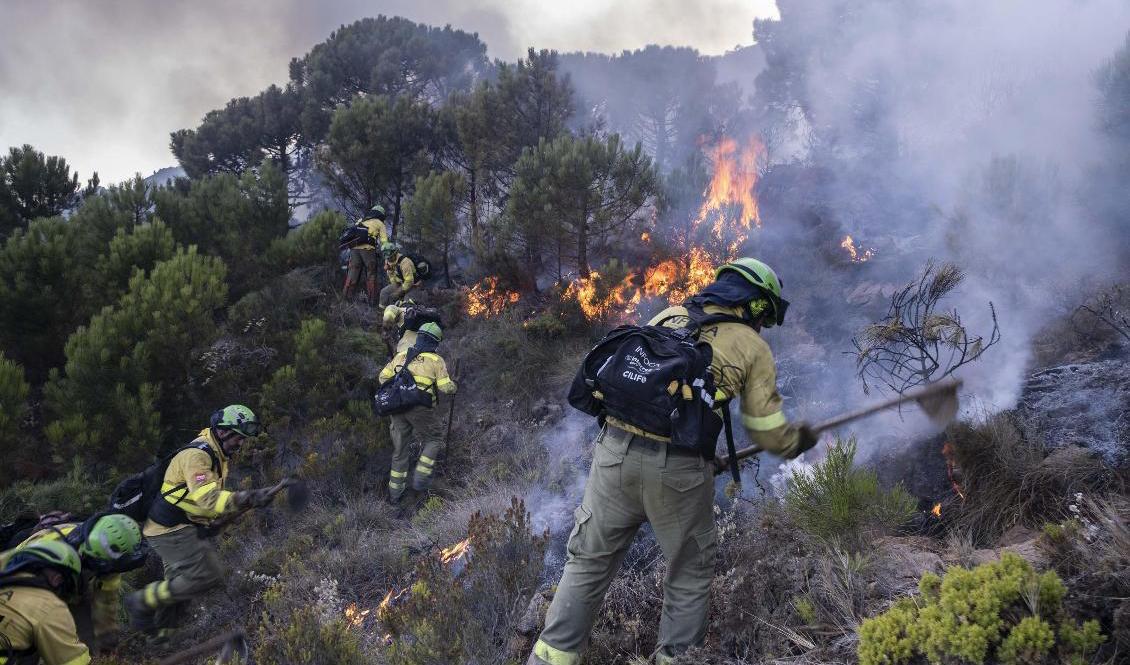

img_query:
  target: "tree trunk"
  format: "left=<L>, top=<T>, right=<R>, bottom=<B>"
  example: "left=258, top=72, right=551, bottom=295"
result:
left=577, top=203, right=589, bottom=278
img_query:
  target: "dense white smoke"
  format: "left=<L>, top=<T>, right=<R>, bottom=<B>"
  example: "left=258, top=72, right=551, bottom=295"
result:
left=747, top=0, right=1130, bottom=416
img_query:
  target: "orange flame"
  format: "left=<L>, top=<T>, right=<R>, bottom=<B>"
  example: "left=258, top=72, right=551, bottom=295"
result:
left=344, top=603, right=371, bottom=627
left=840, top=235, right=874, bottom=263
left=694, top=136, right=763, bottom=238
left=440, top=538, right=471, bottom=565
left=562, top=135, right=764, bottom=323
left=564, top=272, right=641, bottom=321
left=931, top=503, right=942, bottom=518
left=465, top=277, right=520, bottom=317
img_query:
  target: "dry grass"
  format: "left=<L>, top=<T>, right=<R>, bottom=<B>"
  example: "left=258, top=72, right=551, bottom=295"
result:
left=948, top=411, right=1127, bottom=546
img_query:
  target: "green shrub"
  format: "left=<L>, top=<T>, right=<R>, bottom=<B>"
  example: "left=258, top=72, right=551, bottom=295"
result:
left=0, top=353, right=30, bottom=485
left=253, top=563, right=367, bottom=665
left=858, top=553, right=1105, bottom=665
left=265, top=210, right=344, bottom=270
left=784, top=437, right=915, bottom=546
left=44, top=247, right=228, bottom=470
left=0, top=462, right=108, bottom=521
left=382, top=498, right=549, bottom=664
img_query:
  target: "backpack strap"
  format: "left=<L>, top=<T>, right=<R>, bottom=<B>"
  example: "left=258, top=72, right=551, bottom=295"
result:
left=160, top=442, right=220, bottom=503
left=721, top=406, right=742, bottom=485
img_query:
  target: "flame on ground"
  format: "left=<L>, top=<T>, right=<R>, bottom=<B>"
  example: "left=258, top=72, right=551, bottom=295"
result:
left=931, top=503, right=942, bottom=518
left=440, top=538, right=471, bottom=565
left=344, top=603, right=371, bottom=627
left=840, top=235, right=875, bottom=263
left=464, top=277, right=521, bottom=317
left=564, top=272, right=642, bottom=321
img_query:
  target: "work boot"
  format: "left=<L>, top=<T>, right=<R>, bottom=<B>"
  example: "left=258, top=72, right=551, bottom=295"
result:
left=124, top=592, right=157, bottom=632
left=366, top=276, right=379, bottom=304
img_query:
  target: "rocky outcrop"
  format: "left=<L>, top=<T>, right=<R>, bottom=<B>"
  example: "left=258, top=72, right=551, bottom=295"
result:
left=1019, top=356, right=1130, bottom=467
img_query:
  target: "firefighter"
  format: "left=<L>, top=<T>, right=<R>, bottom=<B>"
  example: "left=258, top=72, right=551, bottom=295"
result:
left=344, top=205, right=390, bottom=302
left=379, top=242, right=417, bottom=307
left=0, top=540, right=91, bottom=665
left=378, top=322, right=456, bottom=503
left=4, top=513, right=144, bottom=652
left=528, top=258, right=820, bottom=665
left=124, top=405, right=277, bottom=637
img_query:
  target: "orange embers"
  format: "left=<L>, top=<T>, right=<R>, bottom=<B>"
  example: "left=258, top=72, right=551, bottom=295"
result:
left=464, top=276, right=520, bottom=317
left=840, top=235, right=875, bottom=263
left=931, top=503, right=942, bottom=518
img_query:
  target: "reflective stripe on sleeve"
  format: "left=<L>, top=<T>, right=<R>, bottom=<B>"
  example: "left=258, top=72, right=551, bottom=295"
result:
left=187, top=480, right=218, bottom=501
left=533, top=639, right=581, bottom=665
left=215, top=490, right=233, bottom=513
left=742, top=410, right=787, bottom=431
left=436, top=377, right=455, bottom=390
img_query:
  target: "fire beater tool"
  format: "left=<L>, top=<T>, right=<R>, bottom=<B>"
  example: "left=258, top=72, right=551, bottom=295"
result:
left=714, top=378, right=962, bottom=476
left=201, top=477, right=310, bottom=536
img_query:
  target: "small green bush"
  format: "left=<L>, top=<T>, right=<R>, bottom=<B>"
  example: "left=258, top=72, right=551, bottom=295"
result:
left=0, top=462, right=108, bottom=521
left=858, top=553, right=1105, bottom=665
left=784, top=437, right=915, bottom=546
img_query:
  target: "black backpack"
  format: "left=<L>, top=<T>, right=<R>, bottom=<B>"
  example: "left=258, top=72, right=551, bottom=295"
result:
left=374, top=347, right=436, bottom=416
left=402, top=305, right=441, bottom=332
left=338, top=224, right=371, bottom=251
left=568, top=304, right=749, bottom=475
left=397, top=253, right=432, bottom=282
left=108, top=442, right=220, bottom=524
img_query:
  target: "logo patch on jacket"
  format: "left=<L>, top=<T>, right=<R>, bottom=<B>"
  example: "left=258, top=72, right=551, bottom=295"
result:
left=194, top=473, right=209, bottom=483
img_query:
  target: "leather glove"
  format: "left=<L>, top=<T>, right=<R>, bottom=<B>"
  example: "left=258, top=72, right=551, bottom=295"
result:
left=232, top=487, right=275, bottom=511
left=795, top=423, right=820, bottom=456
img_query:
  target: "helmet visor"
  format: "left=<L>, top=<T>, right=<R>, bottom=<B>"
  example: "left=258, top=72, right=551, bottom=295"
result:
left=230, top=420, right=262, bottom=438
left=773, top=295, right=790, bottom=327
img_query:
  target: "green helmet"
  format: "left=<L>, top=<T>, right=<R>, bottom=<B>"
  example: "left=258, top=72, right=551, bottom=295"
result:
left=4, top=541, right=82, bottom=592
left=80, top=514, right=142, bottom=562
left=368, top=204, right=387, bottom=221
left=418, top=321, right=443, bottom=342
left=715, top=257, right=790, bottom=327
left=210, top=404, right=262, bottom=438
left=380, top=241, right=401, bottom=257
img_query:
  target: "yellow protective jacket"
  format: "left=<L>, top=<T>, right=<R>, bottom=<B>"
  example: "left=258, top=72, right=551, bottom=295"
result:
left=606, top=303, right=803, bottom=458
left=4, top=525, right=120, bottom=640
left=143, top=429, right=233, bottom=538
left=0, top=580, right=90, bottom=665
left=352, top=218, right=389, bottom=251
left=379, top=349, right=456, bottom=406
left=385, top=255, right=416, bottom=290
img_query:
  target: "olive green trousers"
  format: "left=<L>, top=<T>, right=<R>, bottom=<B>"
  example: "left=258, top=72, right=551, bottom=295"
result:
left=530, top=425, right=717, bottom=665
left=388, top=406, right=444, bottom=499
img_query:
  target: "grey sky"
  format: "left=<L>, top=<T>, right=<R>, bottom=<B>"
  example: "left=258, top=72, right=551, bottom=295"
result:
left=0, top=0, right=777, bottom=184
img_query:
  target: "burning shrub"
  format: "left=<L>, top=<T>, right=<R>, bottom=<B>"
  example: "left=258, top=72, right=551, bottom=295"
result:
left=850, top=261, right=1000, bottom=396
left=381, top=498, right=549, bottom=664
left=858, top=553, right=1105, bottom=665
left=253, top=571, right=368, bottom=665
left=784, top=437, right=916, bottom=548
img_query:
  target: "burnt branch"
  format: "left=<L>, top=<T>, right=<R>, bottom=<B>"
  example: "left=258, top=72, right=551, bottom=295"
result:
left=1072, top=283, right=1130, bottom=343
left=850, top=261, right=1000, bottom=395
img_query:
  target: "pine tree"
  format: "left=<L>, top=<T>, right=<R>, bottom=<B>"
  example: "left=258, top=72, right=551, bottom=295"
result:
left=404, top=171, right=467, bottom=287
left=44, top=247, right=229, bottom=468
left=0, top=145, right=80, bottom=236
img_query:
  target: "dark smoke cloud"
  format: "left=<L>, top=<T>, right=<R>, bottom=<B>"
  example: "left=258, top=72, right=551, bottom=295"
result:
left=0, top=0, right=775, bottom=183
